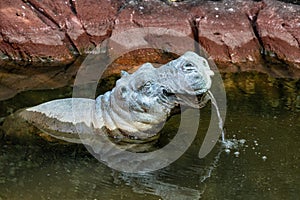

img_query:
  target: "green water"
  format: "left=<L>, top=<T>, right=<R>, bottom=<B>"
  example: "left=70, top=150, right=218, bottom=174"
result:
left=0, top=73, right=299, bottom=200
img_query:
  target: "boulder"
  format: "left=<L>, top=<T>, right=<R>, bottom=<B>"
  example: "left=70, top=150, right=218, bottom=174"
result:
left=0, top=0, right=74, bottom=63
left=256, top=0, right=300, bottom=76
left=190, top=0, right=265, bottom=72
left=0, top=0, right=300, bottom=78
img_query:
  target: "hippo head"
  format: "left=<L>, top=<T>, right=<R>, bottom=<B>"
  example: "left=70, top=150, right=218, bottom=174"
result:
left=109, top=52, right=214, bottom=136
left=113, top=52, right=214, bottom=113
left=156, top=51, right=214, bottom=108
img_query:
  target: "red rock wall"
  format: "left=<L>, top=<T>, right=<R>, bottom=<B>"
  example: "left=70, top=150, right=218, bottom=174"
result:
left=0, top=0, right=299, bottom=77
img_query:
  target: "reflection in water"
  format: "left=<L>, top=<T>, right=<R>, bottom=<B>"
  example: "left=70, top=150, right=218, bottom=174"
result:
left=115, top=172, right=203, bottom=199
left=0, top=72, right=299, bottom=199
left=112, top=147, right=224, bottom=200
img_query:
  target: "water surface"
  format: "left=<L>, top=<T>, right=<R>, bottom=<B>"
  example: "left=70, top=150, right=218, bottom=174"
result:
left=0, top=73, right=299, bottom=200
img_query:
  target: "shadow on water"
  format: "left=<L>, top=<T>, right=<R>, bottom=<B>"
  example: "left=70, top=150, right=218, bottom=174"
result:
left=0, top=72, right=299, bottom=200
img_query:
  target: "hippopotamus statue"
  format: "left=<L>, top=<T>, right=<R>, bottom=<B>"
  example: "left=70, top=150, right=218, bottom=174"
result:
left=19, top=51, right=214, bottom=150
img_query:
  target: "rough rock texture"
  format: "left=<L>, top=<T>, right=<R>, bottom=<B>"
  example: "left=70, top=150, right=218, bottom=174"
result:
left=0, top=0, right=119, bottom=63
left=0, top=57, right=82, bottom=100
left=113, top=1, right=192, bottom=35
left=190, top=1, right=265, bottom=71
left=110, top=0, right=300, bottom=77
left=0, top=0, right=74, bottom=63
left=0, top=0, right=299, bottom=102
left=256, top=0, right=300, bottom=76
left=1, top=0, right=299, bottom=71
left=73, top=0, right=119, bottom=47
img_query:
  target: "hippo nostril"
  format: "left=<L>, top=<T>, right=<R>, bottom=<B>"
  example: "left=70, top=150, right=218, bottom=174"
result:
left=185, top=63, right=193, bottom=68
left=181, top=62, right=197, bottom=73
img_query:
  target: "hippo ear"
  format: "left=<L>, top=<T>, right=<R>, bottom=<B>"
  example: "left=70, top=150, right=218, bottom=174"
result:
left=121, top=70, right=129, bottom=77
left=207, top=69, right=214, bottom=76
left=202, top=59, right=215, bottom=76
left=201, top=58, right=214, bottom=76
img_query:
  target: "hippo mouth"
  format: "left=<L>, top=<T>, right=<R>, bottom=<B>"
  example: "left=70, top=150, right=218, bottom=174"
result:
left=176, top=92, right=209, bottom=108
left=160, top=87, right=210, bottom=109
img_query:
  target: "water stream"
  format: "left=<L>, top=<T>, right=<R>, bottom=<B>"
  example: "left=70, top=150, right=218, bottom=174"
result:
left=207, top=90, right=226, bottom=142
left=206, top=90, right=247, bottom=159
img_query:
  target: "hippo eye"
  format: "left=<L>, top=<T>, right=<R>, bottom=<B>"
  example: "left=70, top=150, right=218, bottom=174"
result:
left=140, top=81, right=153, bottom=94
left=137, top=81, right=151, bottom=90
left=143, top=81, right=152, bottom=88
left=181, top=62, right=196, bottom=73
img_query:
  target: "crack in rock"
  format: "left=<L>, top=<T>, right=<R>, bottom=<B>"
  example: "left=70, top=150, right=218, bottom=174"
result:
left=22, top=0, right=80, bottom=55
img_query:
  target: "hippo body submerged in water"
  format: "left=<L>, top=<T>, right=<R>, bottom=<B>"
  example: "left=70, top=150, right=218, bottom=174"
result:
left=19, top=51, right=214, bottom=151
